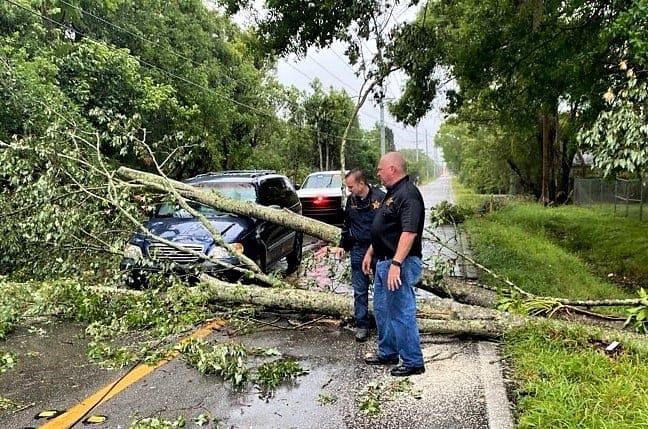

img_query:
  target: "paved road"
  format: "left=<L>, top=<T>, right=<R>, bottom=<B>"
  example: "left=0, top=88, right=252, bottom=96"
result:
left=1, top=175, right=512, bottom=429
left=420, top=175, right=479, bottom=279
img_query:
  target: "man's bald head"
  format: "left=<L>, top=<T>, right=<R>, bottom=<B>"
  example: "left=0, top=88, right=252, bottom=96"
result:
left=377, top=151, right=408, bottom=186
left=381, top=152, right=407, bottom=174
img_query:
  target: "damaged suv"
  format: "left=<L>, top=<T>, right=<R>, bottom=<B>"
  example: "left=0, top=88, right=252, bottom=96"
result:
left=121, top=171, right=303, bottom=286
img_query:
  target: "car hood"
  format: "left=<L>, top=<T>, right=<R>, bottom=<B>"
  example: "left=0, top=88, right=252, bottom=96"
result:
left=142, top=215, right=253, bottom=244
left=297, top=188, right=343, bottom=198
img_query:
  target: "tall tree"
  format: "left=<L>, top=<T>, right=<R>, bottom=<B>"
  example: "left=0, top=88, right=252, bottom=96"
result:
left=387, top=0, right=640, bottom=202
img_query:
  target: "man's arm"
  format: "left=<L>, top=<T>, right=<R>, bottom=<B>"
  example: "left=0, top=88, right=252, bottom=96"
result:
left=362, top=245, right=374, bottom=274
left=387, top=232, right=417, bottom=290
left=392, top=232, right=417, bottom=264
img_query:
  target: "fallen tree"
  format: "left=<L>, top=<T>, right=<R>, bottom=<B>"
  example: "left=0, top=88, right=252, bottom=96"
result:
left=86, top=277, right=648, bottom=352
left=115, top=167, right=486, bottom=302
left=116, top=166, right=648, bottom=318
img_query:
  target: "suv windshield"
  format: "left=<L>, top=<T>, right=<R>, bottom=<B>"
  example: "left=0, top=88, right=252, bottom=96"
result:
left=155, top=201, right=223, bottom=218
left=155, top=182, right=257, bottom=218
left=302, top=174, right=342, bottom=189
left=197, top=181, right=257, bottom=202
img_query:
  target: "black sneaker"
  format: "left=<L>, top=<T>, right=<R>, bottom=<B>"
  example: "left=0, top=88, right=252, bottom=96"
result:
left=364, top=355, right=399, bottom=365
left=390, top=365, right=425, bottom=377
left=355, top=328, right=368, bottom=342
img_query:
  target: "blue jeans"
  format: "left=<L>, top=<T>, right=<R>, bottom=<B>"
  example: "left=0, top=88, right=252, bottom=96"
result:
left=350, top=245, right=373, bottom=329
left=373, top=256, right=424, bottom=368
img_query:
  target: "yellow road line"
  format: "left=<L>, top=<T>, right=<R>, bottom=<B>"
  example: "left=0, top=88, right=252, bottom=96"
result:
left=40, top=318, right=226, bottom=429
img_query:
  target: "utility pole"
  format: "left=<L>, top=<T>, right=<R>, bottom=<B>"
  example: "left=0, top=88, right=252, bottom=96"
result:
left=380, top=92, right=386, bottom=156
left=415, top=126, right=419, bottom=162
left=425, top=129, right=429, bottom=182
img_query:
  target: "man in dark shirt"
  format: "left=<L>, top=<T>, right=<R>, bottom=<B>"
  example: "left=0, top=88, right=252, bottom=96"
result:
left=333, top=169, right=385, bottom=342
left=361, top=152, right=425, bottom=377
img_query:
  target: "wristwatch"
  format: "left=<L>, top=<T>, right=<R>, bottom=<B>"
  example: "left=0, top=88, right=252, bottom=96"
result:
left=391, top=260, right=402, bottom=267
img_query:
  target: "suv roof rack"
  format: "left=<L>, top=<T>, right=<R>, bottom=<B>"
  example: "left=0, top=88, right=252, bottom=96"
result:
left=190, top=170, right=277, bottom=179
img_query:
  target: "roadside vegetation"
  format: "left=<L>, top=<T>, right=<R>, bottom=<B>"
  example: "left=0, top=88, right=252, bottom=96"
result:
left=505, top=322, right=648, bottom=428
left=452, top=181, right=648, bottom=427
left=1, top=0, right=647, bottom=426
left=455, top=181, right=647, bottom=299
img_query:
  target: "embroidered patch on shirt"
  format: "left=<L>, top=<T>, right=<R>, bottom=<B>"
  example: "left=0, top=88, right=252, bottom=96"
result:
left=371, top=200, right=381, bottom=210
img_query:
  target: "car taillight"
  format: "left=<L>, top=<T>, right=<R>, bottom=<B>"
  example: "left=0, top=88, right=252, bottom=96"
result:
left=314, top=196, right=328, bottom=205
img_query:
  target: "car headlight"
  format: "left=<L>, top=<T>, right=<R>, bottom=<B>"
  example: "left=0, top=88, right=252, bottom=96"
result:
left=230, top=243, right=244, bottom=254
left=124, top=244, right=143, bottom=260
left=207, top=243, right=244, bottom=259
left=207, top=246, right=230, bottom=259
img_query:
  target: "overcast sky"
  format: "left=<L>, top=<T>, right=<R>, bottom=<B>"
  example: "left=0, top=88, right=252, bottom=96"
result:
left=233, top=2, right=448, bottom=162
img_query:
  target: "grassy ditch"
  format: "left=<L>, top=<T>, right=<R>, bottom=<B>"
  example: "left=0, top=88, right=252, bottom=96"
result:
left=504, top=322, right=648, bottom=428
left=454, top=181, right=648, bottom=427
left=453, top=182, right=647, bottom=298
left=465, top=214, right=636, bottom=300
left=485, top=203, right=648, bottom=290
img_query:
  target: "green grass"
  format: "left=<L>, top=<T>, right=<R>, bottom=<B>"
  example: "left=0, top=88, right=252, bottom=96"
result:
left=453, top=180, right=648, bottom=427
left=465, top=217, right=634, bottom=300
left=452, top=179, right=497, bottom=211
left=477, top=203, right=648, bottom=292
left=588, top=203, right=647, bottom=223
left=453, top=176, right=648, bottom=297
left=505, top=323, right=648, bottom=428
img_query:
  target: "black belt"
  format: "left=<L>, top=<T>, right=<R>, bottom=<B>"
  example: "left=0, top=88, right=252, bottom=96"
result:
left=375, top=255, right=393, bottom=261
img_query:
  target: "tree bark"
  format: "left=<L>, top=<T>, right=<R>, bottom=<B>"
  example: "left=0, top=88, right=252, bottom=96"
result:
left=318, top=133, right=323, bottom=171
left=325, top=142, right=330, bottom=171
left=507, top=159, right=540, bottom=198
left=86, top=279, right=648, bottom=350
left=422, top=274, right=498, bottom=308
left=541, top=113, right=552, bottom=205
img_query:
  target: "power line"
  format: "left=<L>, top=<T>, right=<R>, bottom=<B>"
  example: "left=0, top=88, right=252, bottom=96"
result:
left=61, top=0, right=379, bottom=132
left=59, top=0, right=374, bottom=140
left=331, top=48, right=357, bottom=74
left=57, top=0, right=212, bottom=78
left=306, top=53, right=360, bottom=94
left=6, top=0, right=369, bottom=144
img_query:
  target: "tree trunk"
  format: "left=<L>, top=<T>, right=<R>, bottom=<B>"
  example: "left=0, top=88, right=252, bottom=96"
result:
left=422, top=275, right=497, bottom=308
left=325, top=142, right=329, bottom=171
left=87, top=279, right=648, bottom=349
left=507, top=159, right=540, bottom=198
left=540, top=113, right=552, bottom=205
left=318, top=135, right=323, bottom=171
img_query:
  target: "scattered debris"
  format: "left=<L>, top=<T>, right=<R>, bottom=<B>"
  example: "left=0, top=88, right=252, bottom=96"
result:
left=317, top=392, right=338, bottom=405
left=0, top=396, right=19, bottom=411
left=0, top=351, right=16, bottom=374
left=129, top=415, right=186, bottom=428
left=358, top=378, right=422, bottom=416
left=178, top=338, right=307, bottom=398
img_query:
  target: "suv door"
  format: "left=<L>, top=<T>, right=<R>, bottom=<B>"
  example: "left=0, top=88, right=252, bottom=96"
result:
left=257, top=177, right=295, bottom=265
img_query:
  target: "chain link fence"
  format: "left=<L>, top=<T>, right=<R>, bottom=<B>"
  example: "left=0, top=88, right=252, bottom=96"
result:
left=573, top=178, right=647, bottom=221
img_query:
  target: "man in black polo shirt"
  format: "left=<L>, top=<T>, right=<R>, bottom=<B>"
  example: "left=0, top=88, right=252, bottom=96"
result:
left=361, top=152, right=425, bottom=377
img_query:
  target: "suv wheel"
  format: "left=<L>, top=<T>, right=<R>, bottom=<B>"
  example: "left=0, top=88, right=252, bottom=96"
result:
left=286, top=232, right=303, bottom=275
left=125, top=269, right=148, bottom=289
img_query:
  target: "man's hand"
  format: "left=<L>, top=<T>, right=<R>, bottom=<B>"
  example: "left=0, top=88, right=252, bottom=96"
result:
left=362, top=251, right=373, bottom=275
left=330, top=247, right=345, bottom=259
left=387, top=265, right=402, bottom=290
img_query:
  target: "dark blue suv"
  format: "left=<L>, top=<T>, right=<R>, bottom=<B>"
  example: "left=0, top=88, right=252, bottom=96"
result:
left=120, top=171, right=303, bottom=286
